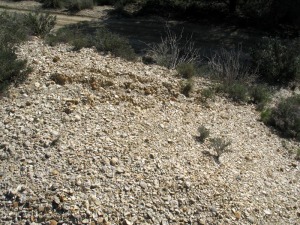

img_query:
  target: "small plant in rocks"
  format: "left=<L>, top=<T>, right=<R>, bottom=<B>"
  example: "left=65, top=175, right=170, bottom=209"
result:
left=210, top=137, right=231, bottom=159
left=296, top=148, right=300, bottom=160
left=176, top=62, right=197, bottom=79
left=196, top=125, right=210, bottom=143
left=24, top=11, right=56, bottom=37
left=180, top=78, right=193, bottom=97
left=146, top=26, right=201, bottom=69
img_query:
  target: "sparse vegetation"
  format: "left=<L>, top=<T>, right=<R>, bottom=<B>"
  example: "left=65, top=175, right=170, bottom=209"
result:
left=46, top=23, right=136, bottom=61
left=249, top=84, right=271, bottom=110
left=0, top=12, right=29, bottom=47
left=200, top=87, right=215, bottom=103
left=24, top=11, right=56, bottom=37
left=0, top=46, right=29, bottom=92
left=176, top=62, right=197, bottom=79
left=208, top=47, right=256, bottom=86
left=296, top=148, right=300, bottom=160
left=0, top=11, right=43, bottom=92
left=260, top=108, right=272, bottom=124
left=146, top=26, right=201, bottom=69
left=251, top=37, right=300, bottom=85
left=262, top=95, right=300, bottom=141
left=197, top=125, right=210, bottom=143
left=180, top=78, right=193, bottom=97
left=210, top=137, right=231, bottom=159
left=221, top=82, right=249, bottom=103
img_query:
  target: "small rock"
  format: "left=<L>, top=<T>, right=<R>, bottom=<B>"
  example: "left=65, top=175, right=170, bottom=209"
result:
left=210, top=206, right=217, bottom=214
left=247, top=216, right=255, bottom=224
left=235, top=211, right=242, bottom=220
left=49, top=220, right=58, bottom=225
left=74, top=114, right=81, bottom=122
left=140, top=181, right=147, bottom=189
left=23, top=141, right=31, bottom=148
left=82, top=219, right=89, bottom=224
left=51, top=170, right=59, bottom=176
left=116, top=167, right=124, bottom=174
left=110, top=157, right=119, bottom=166
left=38, top=205, right=45, bottom=212
left=198, top=219, right=206, bottom=225
left=264, top=209, right=272, bottom=215
left=123, top=219, right=133, bottom=225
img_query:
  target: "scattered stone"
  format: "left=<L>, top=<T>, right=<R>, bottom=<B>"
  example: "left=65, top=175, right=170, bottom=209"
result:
left=234, top=211, right=242, bottom=220
left=140, top=181, right=147, bottom=189
left=110, top=157, right=119, bottom=166
left=49, top=220, right=58, bottom=225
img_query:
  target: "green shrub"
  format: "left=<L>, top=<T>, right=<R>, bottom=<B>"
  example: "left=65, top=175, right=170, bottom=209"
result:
left=200, top=87, right=215, bottom=102
left=260, top=108, right=272, bottom=124
left=197, top=125, right=210, bottom=143
left=221, top=82, right=249, bottom=103
left=210, top=137, right=231, bottom=159
left=46, top=24, right=136, bottom=61
left=249, top=84, right=271, bottom=110
left=176, top=62, right=197, bottom=79
left=93, top=28, right=136, bottom=61
left=181, top=78, right=193, bottom=97
left=296, top=148, right=300, bottom=160
left=0, top=46, right=29, bottom=92
left=24, top=11, right=56, bottom=37
left=0, top=12, right=29, bottom=47
left=263, top=95, right=300, bottom=140
left=251, top=37, right=300, bottom=85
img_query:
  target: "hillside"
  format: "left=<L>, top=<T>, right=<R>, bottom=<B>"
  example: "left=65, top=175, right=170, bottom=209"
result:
left=0, top=39, right=299, bottom=225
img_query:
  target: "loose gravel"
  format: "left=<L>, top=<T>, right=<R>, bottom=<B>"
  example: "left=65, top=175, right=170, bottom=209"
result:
left=0, top=39, right=299, bottom=225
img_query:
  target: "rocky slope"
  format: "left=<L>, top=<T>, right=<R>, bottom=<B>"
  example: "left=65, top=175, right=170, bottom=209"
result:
left=0, top=39, right=299, bottom=225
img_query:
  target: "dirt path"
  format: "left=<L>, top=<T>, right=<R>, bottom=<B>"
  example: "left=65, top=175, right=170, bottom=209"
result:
left=0, top=0, right=112, bottom=29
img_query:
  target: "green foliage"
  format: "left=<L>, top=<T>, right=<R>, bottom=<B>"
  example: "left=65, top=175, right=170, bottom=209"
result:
left=93, top=28, right=136, bottom=61
left=46, top=24, right=136, bottom=61
left=266, top=95, right=300, bottom=140
left=0, top=12, right=28, bottom=47
left=200, top=87, right=215, bottom=102
left=24, top=11, right=56, bottom=37
left=197, top=125, right=210, bottom=143
left=251, top=37, right=300, bottom=85
left=216, top=82, right=249, bottom=103
left=260, top=108, right=272, bottom=124
left=225, top=82, right=249, bottom=103
left=0, top=12, right=33, bottom=92
left=181, top=78, right=193, bottom=97
left=210, top=137, right=231, bottom=158
left=296, top=148, right=300, bottom=160
left=0, top=46, right=29, bottom=92
left=176, top=62, right=197, bottom=79
left=249, top=84, right=271, bottom=110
